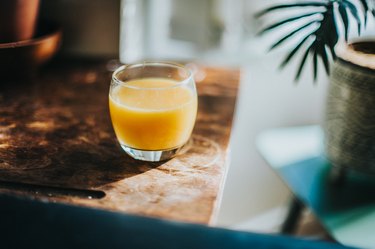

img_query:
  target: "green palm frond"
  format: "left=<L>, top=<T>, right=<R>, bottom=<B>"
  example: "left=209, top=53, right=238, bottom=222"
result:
left=280, top=33, right=313, bottom=68
left=320, top=45, right=330, bottom=74
left=269, top=20, right=317, bottom=50
left=338, top=4, right=349, bottom=41
left=358, top=0, right=370, bottom=24
left=256, top=0, right=374, bottom=82
left=255, top=2, right=328, bottom=18
left=343, top=0, right=362, bottom=35
left=257, top=12, right=321, bottom=35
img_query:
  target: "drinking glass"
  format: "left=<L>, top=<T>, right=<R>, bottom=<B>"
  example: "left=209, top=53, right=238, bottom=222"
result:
left=109, top=62, right=197, bottom=162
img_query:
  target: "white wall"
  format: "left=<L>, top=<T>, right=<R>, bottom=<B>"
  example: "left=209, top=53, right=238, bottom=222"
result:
left=216, top=40, right=329, bottom=226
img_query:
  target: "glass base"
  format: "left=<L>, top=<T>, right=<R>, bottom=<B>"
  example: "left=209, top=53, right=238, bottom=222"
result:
left=120, top=143, right=189, bottom=162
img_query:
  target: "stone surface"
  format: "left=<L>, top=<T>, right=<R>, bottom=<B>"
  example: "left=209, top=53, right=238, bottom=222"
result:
left=0, top=60, right=239, bottom=224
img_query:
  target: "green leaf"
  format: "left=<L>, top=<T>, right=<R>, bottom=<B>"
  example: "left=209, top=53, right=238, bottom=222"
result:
left=295, top=43, right=313, bottom=81
left=255, top=2, right=327, bottom=18
left=327, top=43, right=336, bottom=60
left=343, top=0, right=362, bottom=35
left=269, top=21, right=317, bottom=50
left=338, top=4, right=349, bottom=41
left=258, top=12, right=320, bottom=35
left=256, top=0, right=342, bottom=82
left=313, top=47, right=318, bottom=81
left=358, top=0, right=369, bottom=25
left=320, top=4, right=338, bottom=61
left=280, top=33, right=313, bottom=68
left=321, top=45, right=330, bottom=74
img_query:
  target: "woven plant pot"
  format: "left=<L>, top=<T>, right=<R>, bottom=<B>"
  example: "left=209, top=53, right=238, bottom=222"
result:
left=325, top=41, right=375, bottom=176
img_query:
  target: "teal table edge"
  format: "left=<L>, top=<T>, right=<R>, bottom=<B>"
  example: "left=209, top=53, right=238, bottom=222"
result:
left=256, top=125, right=375, bottom=249
left=0, top=193, right=355, bottom=249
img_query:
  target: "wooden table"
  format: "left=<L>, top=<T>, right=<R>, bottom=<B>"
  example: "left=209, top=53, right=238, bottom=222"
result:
left=0, top=59, right=239, bottom=225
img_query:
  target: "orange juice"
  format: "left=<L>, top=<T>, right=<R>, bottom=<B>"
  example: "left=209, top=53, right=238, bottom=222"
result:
left=109, top=78, right=197, bottom=150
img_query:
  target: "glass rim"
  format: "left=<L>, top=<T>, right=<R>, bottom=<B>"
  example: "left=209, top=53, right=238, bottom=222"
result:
left=112, top=61, right=194, bottom=90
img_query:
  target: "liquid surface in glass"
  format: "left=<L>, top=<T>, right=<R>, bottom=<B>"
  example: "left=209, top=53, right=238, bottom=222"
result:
left=109, top=78, right=197, bottom=150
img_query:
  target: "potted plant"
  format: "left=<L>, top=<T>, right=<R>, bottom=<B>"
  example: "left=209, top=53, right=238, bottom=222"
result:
left=257, top=0, right=375, bottom=177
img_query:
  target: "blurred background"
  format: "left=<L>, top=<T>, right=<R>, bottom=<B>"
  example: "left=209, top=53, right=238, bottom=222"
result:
left=39, top=0, right=373, bottom=234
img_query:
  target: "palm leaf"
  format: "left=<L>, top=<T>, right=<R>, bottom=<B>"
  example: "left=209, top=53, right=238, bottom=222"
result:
left=280, top=33, right=313, bottom=68
left=269, top=21, right=317, bottom=50
left=358, top=0, right=369, bottom=25
left=321, top=45, right=330, bottom=75
left=295, top=44, right=313, bottom=81
left=317, top=4, right=338, bottom=63
left=327, top=42, right=336, bottom=60
left=256, top=0, right=366, bottom=82
left=258, top=12, right=320, bottom=35
left=338, top=5, right=349, bottom=41
left=313, top=47, right=318, bottom=81
left=343, top=0, right=362, bottom=35
left=255, top=2, right=327, bottom=18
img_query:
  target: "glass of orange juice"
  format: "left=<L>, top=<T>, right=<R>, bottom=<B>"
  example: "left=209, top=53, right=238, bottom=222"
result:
left=109, top=62, right=198, bottom=162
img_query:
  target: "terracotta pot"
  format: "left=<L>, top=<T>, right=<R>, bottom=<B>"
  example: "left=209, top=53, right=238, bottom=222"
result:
left=324, top=41, right=375, bottom=176
left=0, top=0, right=40, bottom=43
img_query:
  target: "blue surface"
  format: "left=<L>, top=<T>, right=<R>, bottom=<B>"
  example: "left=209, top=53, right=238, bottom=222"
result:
left=257, top=126, right=375, bottom=248
left=0, top=193, right=356, bottom=249
left=280, top=157, right=375, bottom=215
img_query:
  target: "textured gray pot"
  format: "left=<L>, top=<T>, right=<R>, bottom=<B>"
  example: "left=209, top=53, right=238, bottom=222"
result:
left=324, top=41, right=375, bottom=176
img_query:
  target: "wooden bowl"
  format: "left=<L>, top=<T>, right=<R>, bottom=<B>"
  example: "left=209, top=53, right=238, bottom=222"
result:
left=0, top=21, right=62, bottom=81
